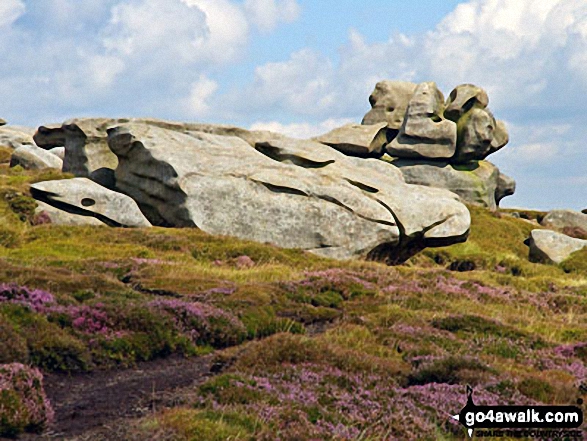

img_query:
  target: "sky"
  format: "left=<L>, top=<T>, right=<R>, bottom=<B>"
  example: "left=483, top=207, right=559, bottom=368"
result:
left=0, top=0, right=585, bottom=211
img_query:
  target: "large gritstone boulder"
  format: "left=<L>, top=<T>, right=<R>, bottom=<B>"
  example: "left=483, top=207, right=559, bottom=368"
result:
left=108, top=123, right=471, bottom=262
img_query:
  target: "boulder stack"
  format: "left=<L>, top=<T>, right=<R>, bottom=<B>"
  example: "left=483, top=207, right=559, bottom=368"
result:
left=314, top=81, right=515, bottom=209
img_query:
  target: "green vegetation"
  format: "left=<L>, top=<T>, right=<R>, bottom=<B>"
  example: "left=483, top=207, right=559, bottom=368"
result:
left=0, top=155, right=585, bottom=438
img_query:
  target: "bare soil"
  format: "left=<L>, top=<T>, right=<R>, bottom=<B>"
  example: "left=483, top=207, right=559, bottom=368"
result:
left=16, top=355, right=215, bottom=440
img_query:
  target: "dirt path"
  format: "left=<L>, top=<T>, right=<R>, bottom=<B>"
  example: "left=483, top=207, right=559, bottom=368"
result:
left=20, top=354, right=215, bottom=439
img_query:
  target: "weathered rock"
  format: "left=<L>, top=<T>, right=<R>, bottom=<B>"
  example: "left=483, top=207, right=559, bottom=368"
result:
left=34, top=119, right=122, bottom=177
left=34, top=201, right=106, bottom=226
left=488, top=120, right=509, bottom=156
left=48, top=147, right=66, bottom=160
left=32, top=118, right=268, bottom=180
left=10, top=145, right=63, bottom=170
left=313, top=123, right=389, bottom=158
left=527, top=229, right=587, bottom=264
left=541, top=210, right=587, bottom=234
left=0, top=126, right=35, bottom=150
left=453, top=108, right=496, bottom=163
left=30, top=178, right=151, bottom=228
left=444, top=84, right=489, bottom=122
left=361, top=81, right=417, bottom=130
left=386, top=82, right=457, bottom=160
left=387, top=157, right=506, bottom=210
left=109, top=124, right=470, bottom=262
left=0, top=118, right=6, bottom=126
left=495, top=171, right=516, bottom=206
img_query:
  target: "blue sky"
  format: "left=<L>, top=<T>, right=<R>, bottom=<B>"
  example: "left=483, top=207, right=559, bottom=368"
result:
left=0, top=0, right=585, bottom=211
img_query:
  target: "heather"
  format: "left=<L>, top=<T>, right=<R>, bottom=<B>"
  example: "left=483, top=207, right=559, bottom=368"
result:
left=0, top=363, right=54, bottom=437
left=0, top=160, right=586, bottom=438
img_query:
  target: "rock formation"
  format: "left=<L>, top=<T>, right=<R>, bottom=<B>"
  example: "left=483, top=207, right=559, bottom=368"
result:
left=387, top=82, right=457, bottom=160
left=315, top=80, right=516, bottom=209
left=527, top=229, right=587, bottom=264
left=31, top=178, right=151, bottom=228
left=106, top=123, right=470, bottom=262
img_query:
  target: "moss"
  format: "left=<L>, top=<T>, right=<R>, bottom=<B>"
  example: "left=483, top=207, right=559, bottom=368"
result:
left=155, top=408, right=258, bottom=441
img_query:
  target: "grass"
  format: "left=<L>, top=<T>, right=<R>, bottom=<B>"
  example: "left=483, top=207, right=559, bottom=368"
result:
left=0, top=156, right=586, bottom=438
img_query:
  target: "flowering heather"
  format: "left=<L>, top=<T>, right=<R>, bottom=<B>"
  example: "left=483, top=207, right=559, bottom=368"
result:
left=0, top=363, right=54, bottom=436
left=198, top=361, right=548, bottom=440
left=282, top=269, right=377, bottom=301
left=149, top=299, right=246, bottom=347
left=0, top=284, right=54, bottom=311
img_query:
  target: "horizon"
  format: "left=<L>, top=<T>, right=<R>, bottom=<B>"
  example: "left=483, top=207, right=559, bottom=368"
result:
left=0, top=0, right=585, bottom=211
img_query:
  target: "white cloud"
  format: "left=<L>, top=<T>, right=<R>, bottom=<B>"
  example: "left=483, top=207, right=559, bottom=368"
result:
left=244, top=0, right=300, bottom=32
left=185, top=0, right=250, bottom=63
left=0, top=0, right=25, bottom=28
left=250, top=117, right=353, bottom=139
left=185, top=74, right=219, bottom=117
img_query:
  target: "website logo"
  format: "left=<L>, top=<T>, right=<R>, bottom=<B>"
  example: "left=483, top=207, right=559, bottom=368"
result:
left=452, top=386, right=583, bottom=438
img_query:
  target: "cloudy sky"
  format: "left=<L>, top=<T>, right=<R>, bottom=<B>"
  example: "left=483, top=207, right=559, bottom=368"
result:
left=1, top=0, right=585, bottom=210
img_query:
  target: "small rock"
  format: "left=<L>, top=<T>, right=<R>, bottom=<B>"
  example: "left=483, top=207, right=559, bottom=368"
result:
left=541, top=210, right=587, bottom=234
left=0, top=126, right=35, bottom=150
left=30, top=178, right=152, bottom=228
left=10, top=145, right=63, bottom=170
left=234, top=255, right=255, bottom=269
left=444, top=84, right=489, bottom=122
left=527, top=229, right=587, bottom=264
left=0, top=118, right=6, bottom=126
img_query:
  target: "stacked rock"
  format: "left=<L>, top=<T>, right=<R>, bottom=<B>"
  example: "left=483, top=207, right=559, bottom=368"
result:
left=315, top=81, right=515, bottom=210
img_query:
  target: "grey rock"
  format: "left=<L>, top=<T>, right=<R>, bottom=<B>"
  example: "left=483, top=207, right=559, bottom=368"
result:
left=30, top=178, right=151, bottom=228
left=361, top=81, right=417, bottom=130
left=10, top=144, right=63, bottom=170
left=495, top=171, right=516, bottom=206
left=109, top=124, right=470, bottom=262
left=453, top=108, right=496, bottom=163
left=444, top=84, right=489, bottom=122
left=541, top=210, right=587, bottom=234
left=34, top=200, right=106, bottom=226
left=33, top=118, right=270, bottom=179
left=488, top=120, right=509, bottom=156
left=387, top=157, right=504, bottom=210
left=48, top=147, right=66, bottom=160
left=0, top=126, right=35, bottom=150
left=386, top=82, right=457, bottom=160
left=313, top=123, right=389, bottom=158
left=527, top=229, right=587, bottom=264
